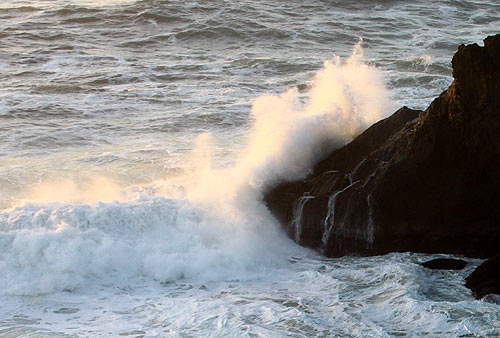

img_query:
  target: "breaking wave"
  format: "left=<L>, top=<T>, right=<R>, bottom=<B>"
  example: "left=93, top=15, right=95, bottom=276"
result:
left=0, top=42, right=393, bottom=295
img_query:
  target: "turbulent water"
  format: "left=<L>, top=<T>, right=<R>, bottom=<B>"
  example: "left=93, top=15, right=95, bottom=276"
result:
left=1, top=0, right=499, bottom=336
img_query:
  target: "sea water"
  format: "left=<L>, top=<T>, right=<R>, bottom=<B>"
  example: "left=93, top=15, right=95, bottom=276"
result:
left=1, top=0, right=499, bottom=336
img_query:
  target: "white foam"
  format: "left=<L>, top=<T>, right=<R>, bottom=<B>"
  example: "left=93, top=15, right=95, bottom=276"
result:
left=1, top=253, right=496, bottom=337
left=0, top=196, right=301, bottom=295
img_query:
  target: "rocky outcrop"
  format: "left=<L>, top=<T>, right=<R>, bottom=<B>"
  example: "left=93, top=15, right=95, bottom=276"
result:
left=466, top=255, right=500, bottom=299
left=421, top=258, right=467, bottom=270
left=264, top=35, right=500, bottom=258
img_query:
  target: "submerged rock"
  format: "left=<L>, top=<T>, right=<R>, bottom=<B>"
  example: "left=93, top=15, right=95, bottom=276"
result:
left=466, top=255, right=500, bottom=299
left=421, top=258, right=467, bottom=270
left=264, top=35, right=500, bottom=258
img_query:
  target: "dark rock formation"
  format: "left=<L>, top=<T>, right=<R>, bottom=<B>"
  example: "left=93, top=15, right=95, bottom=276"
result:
left=264, top=35, right=500, bottom=258
left=421, top=258, right=467, bottom=270
left=466, top=255, right=500, bottom=299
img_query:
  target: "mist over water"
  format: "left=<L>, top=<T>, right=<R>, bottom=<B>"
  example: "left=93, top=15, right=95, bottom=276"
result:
left=1, top=0, right=499, bottom=336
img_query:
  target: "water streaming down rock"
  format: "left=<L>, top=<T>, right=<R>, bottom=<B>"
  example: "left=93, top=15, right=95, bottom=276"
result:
left=264, top=35, right=500, bottom=259
left=289, top=194, right=315, bottom=243
left=321, top=179, right=360, bottom=251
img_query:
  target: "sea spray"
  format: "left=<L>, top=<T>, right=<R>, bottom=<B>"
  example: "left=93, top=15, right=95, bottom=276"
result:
left=0, top=41, right=394, bottom=295
left=224, top=39, right=394, bottom=192
left=185, top=41, right=394, bottom=253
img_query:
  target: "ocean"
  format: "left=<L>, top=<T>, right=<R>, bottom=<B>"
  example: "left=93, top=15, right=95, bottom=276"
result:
left=0, top=0, right=499, bottom=336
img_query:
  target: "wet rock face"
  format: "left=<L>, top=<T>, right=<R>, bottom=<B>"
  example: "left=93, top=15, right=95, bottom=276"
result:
left=264, top=35, right=500, bottom=258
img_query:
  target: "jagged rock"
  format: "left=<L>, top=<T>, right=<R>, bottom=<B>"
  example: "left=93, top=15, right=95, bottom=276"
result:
left=264, top=35, right=500, bottom=258
left=466, top=255, right=500, bottom=299
left=421, top=258, right=467, bottom=270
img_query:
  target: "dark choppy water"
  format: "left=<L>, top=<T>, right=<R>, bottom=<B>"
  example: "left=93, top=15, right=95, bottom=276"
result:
left=0, top=0, right=499, bottom=336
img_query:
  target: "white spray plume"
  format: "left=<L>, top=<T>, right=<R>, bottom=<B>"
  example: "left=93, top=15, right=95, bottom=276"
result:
left=0, top=41, right=395, bottom=295
left=188, top=39, right=394, bottom=210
